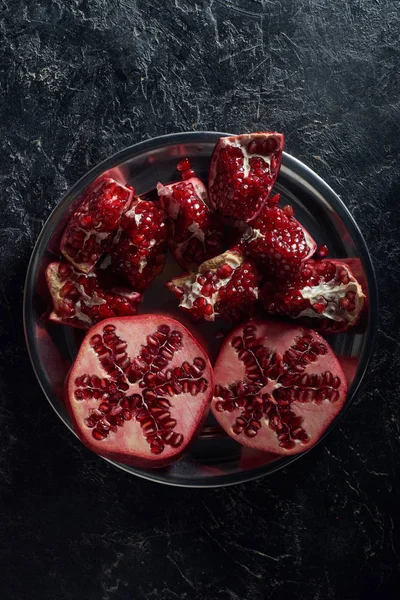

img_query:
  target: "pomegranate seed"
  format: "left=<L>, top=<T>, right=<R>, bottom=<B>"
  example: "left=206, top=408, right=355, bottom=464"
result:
left=313, top=302, right=326, bottom=314
left=177, top=158, right=191, bottom=172
left=182, top=169, right=196, bottom=180
left=317, top=244, right=329, bottom=258
left=283, top=204, right=294, bottom=217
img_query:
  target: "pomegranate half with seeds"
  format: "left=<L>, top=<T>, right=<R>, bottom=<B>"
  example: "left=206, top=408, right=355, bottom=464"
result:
left=110, top=196, right=168, bottom=291
left=166, top=250, right=260, bottom=322
left=157, top=177, right=225, bottom=270
left=209, top=132, right=284, bottom=222
left=46, top=262, right=142, bottom=329
left=238, top=194, right=317, bottom=277
left=262, top=259, right=365, bottom=333
left=212, top=319, right=347, bottom=455
left=61, top=178, right=134, bottom=273
left=66, top=316, right=213, bottom=467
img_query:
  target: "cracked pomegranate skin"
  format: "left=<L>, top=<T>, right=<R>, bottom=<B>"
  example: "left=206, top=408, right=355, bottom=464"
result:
left=212, top=319, right=347, bottom=456
left=66, top=315, right=214, bottom=468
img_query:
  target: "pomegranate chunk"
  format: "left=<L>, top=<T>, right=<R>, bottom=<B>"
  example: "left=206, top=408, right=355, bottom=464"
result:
left=110, top=197, right=168, bottom=291
left=157, top=177, right=225, bottom=270
left=46, top=262, right=142, bottom=329
left=66, top=316, right=213, bottom=467
left=261, top=259, right=366, bottom=333
left=166, top=250, right=261, bottom=322
left=209, top=132, right=284, bottom=222
left=212, top=319, right=347, bottom=455
left=61, top=178, right=134, bottom=273
left=238, top=195, right=317, bottom=277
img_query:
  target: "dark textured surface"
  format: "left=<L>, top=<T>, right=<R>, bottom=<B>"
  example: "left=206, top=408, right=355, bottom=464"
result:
left=0, top=1, right=399, bottom=598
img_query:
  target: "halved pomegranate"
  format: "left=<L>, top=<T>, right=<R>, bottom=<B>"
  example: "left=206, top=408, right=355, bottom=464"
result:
left=212, top=319, right=347, bottom=455
left=261, top=259, right=366, bottom=333
left=166, top=249, right=260, bottom=322
left=61, top=178, right=134, bottom=273
left=110, top=196, right=168, bottom=291
left=238, top=195, right=317, bottom=277
left=209, top=132, right=284, bottom=222
left=46, top=262, right=142, bottom=329
left=157, top=177, right=225, bottom=270
left=66, top=315, right=213, bottom=467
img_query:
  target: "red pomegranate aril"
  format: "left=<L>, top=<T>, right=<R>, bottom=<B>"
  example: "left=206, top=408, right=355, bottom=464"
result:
left=66, top=315, right=213, bottom=468
left=182, top=169, right=196, bottom=180
left=317, top=244, right=329, bottom=258
left=283, top=204, right=294, bottom=217
left=166, top=249, right=261, bottom=322
left=157, top=177, right=225, bottom=270
left=209, top=132, right=284, bottom=222
left=60, top=178, right=134, bottom=273
left=212, top=319, right=347, bottom=455
left=45, top=262, right=142, bottom=330
left=262, top=259, right=366, bottom=334
left=177, top=158, right=191, bottom=172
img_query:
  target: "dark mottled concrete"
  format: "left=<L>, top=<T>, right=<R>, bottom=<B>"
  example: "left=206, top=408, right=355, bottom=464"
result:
left=0, top=1, right=399, bottom=598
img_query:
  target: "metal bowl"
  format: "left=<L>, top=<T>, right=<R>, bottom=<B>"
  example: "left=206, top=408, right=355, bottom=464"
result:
left=23, top=131, right=378, bottom=488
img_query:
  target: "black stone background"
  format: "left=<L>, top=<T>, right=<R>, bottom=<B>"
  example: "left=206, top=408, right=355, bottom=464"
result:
left=0, top=1, right=399, bottom=598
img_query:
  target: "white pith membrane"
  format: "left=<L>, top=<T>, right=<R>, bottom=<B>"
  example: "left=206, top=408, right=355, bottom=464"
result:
left=68, top=316, right=212, bottom=463
left=170, top=251, right=258, bottom=321
left=211, top=320, right=347, bottom=455
left=296, top=265, right=365, bottom=323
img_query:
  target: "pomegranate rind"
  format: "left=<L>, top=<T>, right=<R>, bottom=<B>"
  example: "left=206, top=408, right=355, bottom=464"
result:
left=66, top=315, right=214, bottom=468
left=166, top=250, right=260, bottom=323
left=60, top=178, right=134, bottom=273
left=46, top=262, right=142, bottom=330
left=262, top=259, right=366, bottom=333
left=212, top=319, right=347, bottom=456
left=157, top=177, right=225, bottom=270
left=209, top=132, right=284, bottom=222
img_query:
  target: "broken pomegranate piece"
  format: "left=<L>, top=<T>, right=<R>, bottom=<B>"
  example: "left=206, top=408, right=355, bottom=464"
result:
left=209, top=132, right=284, bottom=222
left=212, top=319, right=347, bottom=455
left=110, top=196, right=168, bottom=291
left=61, top=178, right=134, bottom=273
left=261, top=259, right=366, bottom=334
left=238, top=195, right=317, bottom=278
left=46, top=262, right=142, bottom=329
left=157, top=177, right=225, bottom=270
left=166, top=250, right=261, bottom=322
left=66, top=315, right=213, bottom=467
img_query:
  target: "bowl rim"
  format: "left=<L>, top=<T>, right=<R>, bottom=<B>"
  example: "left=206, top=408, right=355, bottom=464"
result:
left=23, top=130, right=378, bottom=488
